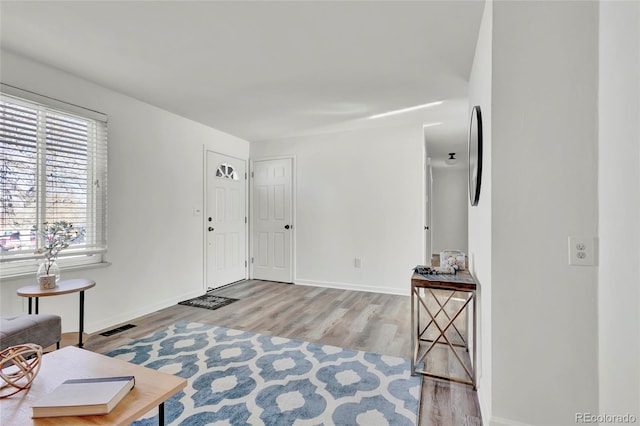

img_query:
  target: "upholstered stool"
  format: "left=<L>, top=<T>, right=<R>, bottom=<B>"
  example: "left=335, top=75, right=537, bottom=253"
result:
left=0, top=314, right=62, bottom=352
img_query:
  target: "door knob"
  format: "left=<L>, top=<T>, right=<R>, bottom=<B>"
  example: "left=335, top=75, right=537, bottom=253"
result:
left=284, top=225, right=290, bottom=229
left=208, top=227, right=214, bottom=232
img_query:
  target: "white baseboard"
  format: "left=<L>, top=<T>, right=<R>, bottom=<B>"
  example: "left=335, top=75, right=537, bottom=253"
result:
left=478, top=389, right=490, bottom=426
left=295, top=278, right=409, bottom=296
left=82, top=289, right=203, bottom=334
left=490, top=416, right=535, bottom=426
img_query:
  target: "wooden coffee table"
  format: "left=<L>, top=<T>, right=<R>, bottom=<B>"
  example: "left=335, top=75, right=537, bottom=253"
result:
left=1, top=346, right=187, bottom=425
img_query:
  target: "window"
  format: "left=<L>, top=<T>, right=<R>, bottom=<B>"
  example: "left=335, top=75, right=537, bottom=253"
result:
left=0, top=90, right=108, bottom=277
left=216, top=162, right=239, bottom=180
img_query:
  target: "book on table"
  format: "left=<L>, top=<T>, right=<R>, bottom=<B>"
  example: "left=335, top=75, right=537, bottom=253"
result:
left=31, top=375, right=135, bottom=418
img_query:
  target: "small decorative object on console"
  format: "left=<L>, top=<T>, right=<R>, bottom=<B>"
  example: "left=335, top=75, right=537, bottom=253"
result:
left=414, top=265, right=457, bottom=275
left=439, top=250, right=466, bottom=272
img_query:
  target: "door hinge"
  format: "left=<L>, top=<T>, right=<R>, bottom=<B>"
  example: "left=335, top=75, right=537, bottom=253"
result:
left=245, top=260, right=247, bottom=267
left=251, top=257, right=254, bottom=264
left=245, top=217, right=247, bottom=224
left=245, top=172, right=247, bottom=180
left=251, top=171, right=254, bottom=178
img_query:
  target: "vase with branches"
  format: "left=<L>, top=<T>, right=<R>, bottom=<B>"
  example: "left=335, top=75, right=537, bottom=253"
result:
left=35, top=221, right=84, bottom=288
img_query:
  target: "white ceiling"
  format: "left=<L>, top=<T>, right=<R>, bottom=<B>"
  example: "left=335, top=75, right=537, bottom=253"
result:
left=0, top=0, right=484, bottom=158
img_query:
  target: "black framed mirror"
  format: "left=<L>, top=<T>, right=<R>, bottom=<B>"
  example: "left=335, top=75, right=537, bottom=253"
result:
left=468, top=105, right=483, bottom=206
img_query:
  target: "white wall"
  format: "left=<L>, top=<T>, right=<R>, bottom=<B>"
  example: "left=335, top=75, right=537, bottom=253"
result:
left=598, top=0, right=640, bottom=419
left=0, top=50, right=250, bottom=333
left=251, top=124, right=424, bottom=295
left=431, top=167, right=468, bottom=254
left=467, top=0, right=492, bottom=421
left=491, top=2, right=599, bottom=424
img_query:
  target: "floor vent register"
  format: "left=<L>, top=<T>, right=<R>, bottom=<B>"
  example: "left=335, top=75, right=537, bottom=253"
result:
left=99, top=324, right=137, bottom=337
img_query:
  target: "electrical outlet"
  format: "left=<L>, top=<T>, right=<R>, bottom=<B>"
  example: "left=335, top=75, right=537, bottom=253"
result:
left=354, top=258, right=362, bottom=268
left=568, top=236, right=597, bottom=266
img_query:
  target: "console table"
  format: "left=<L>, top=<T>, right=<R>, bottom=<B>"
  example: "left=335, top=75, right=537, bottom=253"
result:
left=16, top=279, right=95, bottom=348
left=411, top=269, right=477, bottom=389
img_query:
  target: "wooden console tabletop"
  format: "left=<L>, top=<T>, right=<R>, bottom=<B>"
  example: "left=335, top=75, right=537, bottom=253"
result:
left=411, top=270, right=477, bottom=292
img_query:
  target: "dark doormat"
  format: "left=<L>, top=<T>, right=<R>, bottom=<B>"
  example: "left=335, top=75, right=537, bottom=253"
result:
left=178, top=294, right=238, bottom=311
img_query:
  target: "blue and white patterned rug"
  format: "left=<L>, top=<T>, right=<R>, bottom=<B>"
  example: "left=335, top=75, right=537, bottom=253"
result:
left=105, top=321, right=422, bottom=425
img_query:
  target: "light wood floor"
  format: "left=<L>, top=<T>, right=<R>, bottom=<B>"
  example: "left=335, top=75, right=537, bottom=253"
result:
left=81, top=280, right=482, bottom=426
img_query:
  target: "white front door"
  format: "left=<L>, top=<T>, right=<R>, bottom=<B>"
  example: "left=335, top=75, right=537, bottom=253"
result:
left=206, top=152, right=247, bottom=289
left=251, top=158, right=293, bottom=283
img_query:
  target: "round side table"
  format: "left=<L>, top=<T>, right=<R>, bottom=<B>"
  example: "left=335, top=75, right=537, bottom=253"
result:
left=16, top=279, right=96, bottom=348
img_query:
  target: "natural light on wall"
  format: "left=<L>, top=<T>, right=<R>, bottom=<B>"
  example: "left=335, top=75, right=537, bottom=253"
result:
left=368, top=100, right=443, bottom=119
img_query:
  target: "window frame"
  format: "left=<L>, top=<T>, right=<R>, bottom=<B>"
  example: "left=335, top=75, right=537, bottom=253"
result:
left=0, top=86, right=108, bottom=279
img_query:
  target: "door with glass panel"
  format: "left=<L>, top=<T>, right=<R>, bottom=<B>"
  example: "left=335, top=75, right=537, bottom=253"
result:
left=206, top=152, right=247, bottom=289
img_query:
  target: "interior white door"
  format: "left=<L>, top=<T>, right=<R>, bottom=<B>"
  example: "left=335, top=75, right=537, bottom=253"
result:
left=206, top=152, right=246, bottom=289
left=252, top=158, right=293, bottom=283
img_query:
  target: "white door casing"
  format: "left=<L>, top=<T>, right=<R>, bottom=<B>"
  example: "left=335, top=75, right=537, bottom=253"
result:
left=206, top=152, right=247, bottom=289
left=426, top=161, right=433, bottom=263
left=251, top=158, right=293, bottom=283
left=424, top=134, right=432, bottom=264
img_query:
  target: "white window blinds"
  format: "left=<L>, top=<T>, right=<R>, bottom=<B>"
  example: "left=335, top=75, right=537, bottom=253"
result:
left=0, top=91, right=107, bottom=276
